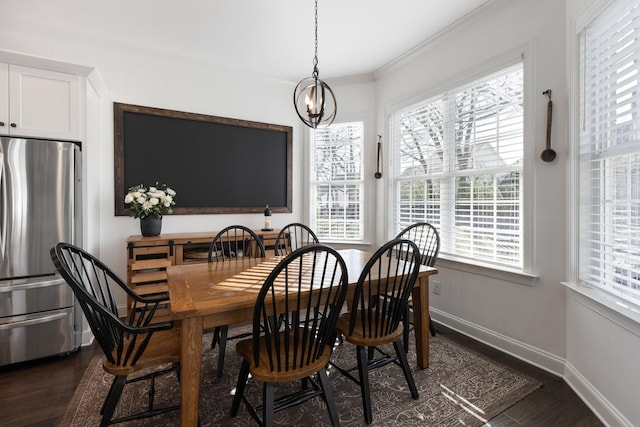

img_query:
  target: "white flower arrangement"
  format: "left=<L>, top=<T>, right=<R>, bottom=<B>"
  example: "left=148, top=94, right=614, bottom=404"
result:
left=124, top=183, right=176, bottom=219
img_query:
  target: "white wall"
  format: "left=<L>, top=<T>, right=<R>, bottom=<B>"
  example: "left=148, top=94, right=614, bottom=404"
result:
left=564, top=287, right=640, bottom=426
left=375, top=0, right=568, bottom=370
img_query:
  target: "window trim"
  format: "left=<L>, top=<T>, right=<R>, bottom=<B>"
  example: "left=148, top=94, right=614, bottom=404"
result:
left=385, top=43, right=535, bottom=277
left=567, top=0, right=640, bottom=314
left=562, top=280, right=640, bottom=329
left=439, top=256, right=537, bottom=287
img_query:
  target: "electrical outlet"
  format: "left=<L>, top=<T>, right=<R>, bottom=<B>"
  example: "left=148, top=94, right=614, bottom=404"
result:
left=433, top=280, right=441, bottom=295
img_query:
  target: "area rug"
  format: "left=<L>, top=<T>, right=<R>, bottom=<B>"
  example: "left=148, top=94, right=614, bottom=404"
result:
left=58, top=333, right=541, bottom=426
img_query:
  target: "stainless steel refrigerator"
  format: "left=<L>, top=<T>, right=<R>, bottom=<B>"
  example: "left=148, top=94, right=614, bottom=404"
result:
left=0, top=137, right=82, bottom=366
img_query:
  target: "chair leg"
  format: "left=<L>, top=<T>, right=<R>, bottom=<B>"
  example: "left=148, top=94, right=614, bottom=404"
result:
left=263, top=382, right=274, bottom=427
left=403, top=306, right=411, bottom=353
left=100, top=376, right=118, bottom=415
left=429, top=315, right=437, bottom=337
left=393, top=339, right=419, bottom=400
left=230, top=360, right=250, bottom=417
left=148, top=373, right=156, bottom=411
left=317, top=368, right=340, bottom=427
left=211, top=326, right=220, bottom=349
left=100, top=375, right=126, bottom=427
left=216, top=325, right=229, bottom=378
left=356, top=345, right=372, bottom=424
left=174, top=362, right=181, bottom=382
left=404, top=308, right=435, bottom=351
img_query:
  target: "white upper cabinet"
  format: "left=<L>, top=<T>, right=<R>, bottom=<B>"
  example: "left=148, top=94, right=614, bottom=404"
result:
left=0, top=65, right=7, bottom=134
left=0, top=63, right=81, bottom=140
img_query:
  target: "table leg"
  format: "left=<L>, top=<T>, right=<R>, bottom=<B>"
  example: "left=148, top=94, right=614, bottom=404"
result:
left=411, top=275, right=430, bottom=368
left=180, top=316, right=203, bottom=426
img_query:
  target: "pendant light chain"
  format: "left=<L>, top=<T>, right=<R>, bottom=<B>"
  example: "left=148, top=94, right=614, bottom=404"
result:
left=312, top=0, right=319, bottom=78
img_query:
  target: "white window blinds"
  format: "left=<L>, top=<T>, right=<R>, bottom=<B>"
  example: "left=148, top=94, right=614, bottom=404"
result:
left=310, top=121, right=364, bottom=241
left=579, top=0, right=640, bottom=304
left=391, top=62, right=524, bottom=269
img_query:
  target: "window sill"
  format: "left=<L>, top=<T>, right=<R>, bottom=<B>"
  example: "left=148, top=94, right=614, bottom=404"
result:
left=436, top=256, right=537, bottom=286
left=562, top=281, right=640, bottom=327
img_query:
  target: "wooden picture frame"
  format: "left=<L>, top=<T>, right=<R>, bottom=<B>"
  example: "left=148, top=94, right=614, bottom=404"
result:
left=114, top=103, right=292, bottom=215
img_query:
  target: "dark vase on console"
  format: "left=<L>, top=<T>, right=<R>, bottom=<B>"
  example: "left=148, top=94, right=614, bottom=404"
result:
left=140, top=215, right=162, bottom=237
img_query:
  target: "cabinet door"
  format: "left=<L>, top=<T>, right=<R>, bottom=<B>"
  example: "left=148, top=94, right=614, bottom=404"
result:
left=8, top=65, right=80, bottom=140
left=0, top=64, right=8, bottom=132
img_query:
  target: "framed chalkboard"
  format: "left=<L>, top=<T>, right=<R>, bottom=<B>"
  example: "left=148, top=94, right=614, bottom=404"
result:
left=114, top=103, right=292, bottom=215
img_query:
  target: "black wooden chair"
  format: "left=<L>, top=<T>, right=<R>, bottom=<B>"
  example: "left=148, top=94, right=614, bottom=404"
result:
left=209, top=225, right=267, bottom=378
left=230, top=244, right=348, bottom=427
left=395, top=222, right=440, bottom=351
left=50, top=243, right=181, bottom=427
left=330, top=238, right=421, bottom=424
left=274, top=222, right=319, bottom=256
left=208, top=224, right=266, bottom=262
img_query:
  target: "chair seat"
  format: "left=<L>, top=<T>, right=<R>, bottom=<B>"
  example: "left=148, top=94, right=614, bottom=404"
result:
left=335, top=311, right=404, bottom=347
left=236, top=331, right=332, bottom=383
left=103, top=327, right=181, bottom=377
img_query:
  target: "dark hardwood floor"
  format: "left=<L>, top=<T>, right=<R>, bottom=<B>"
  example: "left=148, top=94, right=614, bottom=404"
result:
left=436, top=325, right=605, bottom=427
left=0, top=325, right=604, bottom=426
left=0, top=342, right=101, bottom=427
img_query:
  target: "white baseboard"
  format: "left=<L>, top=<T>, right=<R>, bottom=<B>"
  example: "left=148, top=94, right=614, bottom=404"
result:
left=431, top=308, right=565, bottom=376
left=79, top=329, right=94, bottom=347
left=117, top=303, right=127, bottom=318
left=565, top=361, right=633, bottom=427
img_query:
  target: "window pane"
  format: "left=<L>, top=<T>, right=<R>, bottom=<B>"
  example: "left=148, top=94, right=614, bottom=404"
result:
left=391, top=62, right=523, bottom=269
left=397, top=178, right=441, bottom=230
left=311, top=122, right=364, bottom=241
left=455, top=71, right=524, bottom=171
left=397, top=100, right=445, bottom=176
left=579, top=0, right=640, bottom=304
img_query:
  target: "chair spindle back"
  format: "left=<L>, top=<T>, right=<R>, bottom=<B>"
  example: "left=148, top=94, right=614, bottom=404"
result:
left=274, top=223, right=319, bottom=256
left=396, top=222, right=440, bottom=267
left=208, top=225, right=266, bottom=262
left=51, top=243, right=173, bottom=367
left=349, top=238, right=421, bottom=339
left=252, top=244, right=348, bottom=372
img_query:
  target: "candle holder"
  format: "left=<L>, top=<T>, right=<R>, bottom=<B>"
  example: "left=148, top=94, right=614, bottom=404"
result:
left=262, top=205, right=273, bottom=231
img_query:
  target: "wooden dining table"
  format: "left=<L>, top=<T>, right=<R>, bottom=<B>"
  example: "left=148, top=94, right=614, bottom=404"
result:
left=166, top=248, right=437, bottom=426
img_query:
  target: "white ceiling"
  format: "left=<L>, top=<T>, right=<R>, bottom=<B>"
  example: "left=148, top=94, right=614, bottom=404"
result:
left=5, top=0, right=491, bottom=82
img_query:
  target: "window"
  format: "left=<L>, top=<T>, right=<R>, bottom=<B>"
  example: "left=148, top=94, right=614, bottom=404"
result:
left=310, top=121, right=364, bottom=241
left=578, top=0, right=640, bottom=305
left=390, top=62, right=524, bottom=269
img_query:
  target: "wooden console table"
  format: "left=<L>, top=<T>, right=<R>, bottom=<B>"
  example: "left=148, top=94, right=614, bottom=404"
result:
left=125, top=230, right=280, bottom=297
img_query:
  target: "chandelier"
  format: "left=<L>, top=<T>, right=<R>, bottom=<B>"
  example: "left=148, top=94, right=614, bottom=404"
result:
left=293, top=0, right=337, bottom=128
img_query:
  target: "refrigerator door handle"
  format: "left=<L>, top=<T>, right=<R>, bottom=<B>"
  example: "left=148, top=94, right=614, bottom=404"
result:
left=0, top=311, right=69, bottom=331
left=0, top=147, right=4, bottom=258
